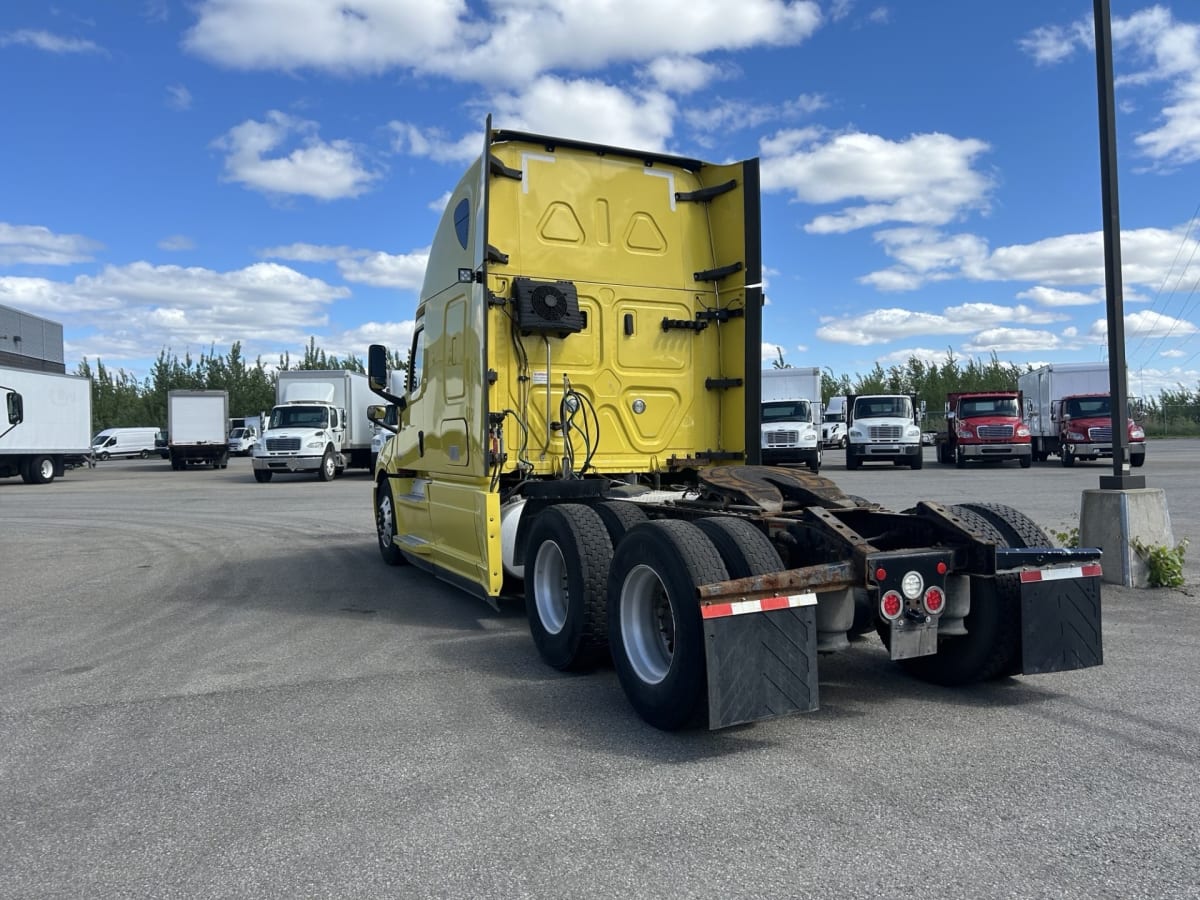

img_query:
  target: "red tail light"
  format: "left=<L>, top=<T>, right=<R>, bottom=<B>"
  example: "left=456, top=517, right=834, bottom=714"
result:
left=923, top=585, right=945, bottom=615
left=880, top=590, right=903, bottom=621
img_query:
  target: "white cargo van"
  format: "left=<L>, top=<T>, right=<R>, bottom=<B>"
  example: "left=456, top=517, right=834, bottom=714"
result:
left=92, top=426, right=160, bottom=460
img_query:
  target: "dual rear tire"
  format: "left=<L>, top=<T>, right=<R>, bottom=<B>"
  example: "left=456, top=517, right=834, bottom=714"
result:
left=523, top=508, right=784, bottom=730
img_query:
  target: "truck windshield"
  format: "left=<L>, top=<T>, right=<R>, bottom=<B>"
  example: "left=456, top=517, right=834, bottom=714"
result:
left=271, top=406, right=329, bottom=429
left=823, top=411, right=844, bottom=423
left=854, top=397, right=912, bottom=419
left=229, top=428, right=246, bottom=439
left=762, top=401, right=811, bottom=421
left=960, top=398, right=1018, bottom=418
left=1066, top=397, right=1110, bottom=418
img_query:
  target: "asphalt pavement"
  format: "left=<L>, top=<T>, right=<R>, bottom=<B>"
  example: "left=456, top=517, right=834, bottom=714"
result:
left=1, top=445, right=1197, bottom=899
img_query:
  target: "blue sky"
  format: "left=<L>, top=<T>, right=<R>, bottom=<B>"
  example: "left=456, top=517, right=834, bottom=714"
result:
left=1, top=0, right=1198, bottom=396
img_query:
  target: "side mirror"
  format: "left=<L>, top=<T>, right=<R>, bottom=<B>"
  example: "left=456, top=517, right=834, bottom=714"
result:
left=5, top=390, right=22, bottom=426
left=367, top=405, right=386, bottom=423
left=368, top=344, right=388, bottom=392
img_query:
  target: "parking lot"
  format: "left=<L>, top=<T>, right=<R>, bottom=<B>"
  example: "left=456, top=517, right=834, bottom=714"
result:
left=2, top=445, right=1198, bottom=898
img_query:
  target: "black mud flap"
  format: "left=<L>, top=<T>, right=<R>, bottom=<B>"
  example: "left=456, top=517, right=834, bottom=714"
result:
left=702, top=595, right=820, bottom=729
left=1018, top=564, right=1103, bottom=674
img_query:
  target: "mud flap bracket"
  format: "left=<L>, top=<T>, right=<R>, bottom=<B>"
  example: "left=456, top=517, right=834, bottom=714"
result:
left=1018, top=566, right=1103, bottom=674
left=702, top=595, right=820, bottom=729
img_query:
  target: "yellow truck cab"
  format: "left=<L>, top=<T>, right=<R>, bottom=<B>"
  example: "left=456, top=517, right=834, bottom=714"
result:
left=368, top=123, right=1104, bottom=731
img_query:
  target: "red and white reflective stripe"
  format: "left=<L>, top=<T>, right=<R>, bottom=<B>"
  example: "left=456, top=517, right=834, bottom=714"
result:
left=701, top=592, right=818, bottom=620
left=1019, top=563, right=1102, bottom=583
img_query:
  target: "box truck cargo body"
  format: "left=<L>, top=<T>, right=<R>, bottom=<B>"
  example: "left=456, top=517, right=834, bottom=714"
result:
left=0, top=365, right=92, bottom=484
left=168, top=390, right=230, bottom=469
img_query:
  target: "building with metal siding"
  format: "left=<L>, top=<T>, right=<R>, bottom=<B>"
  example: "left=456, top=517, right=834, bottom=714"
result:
left=0, top=304, right=66, bottom=373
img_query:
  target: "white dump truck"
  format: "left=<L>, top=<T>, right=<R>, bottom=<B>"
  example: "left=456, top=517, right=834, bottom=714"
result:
left=252, top=370, right=373, bottom=482
left=760, top=368, right=822, bottom=471
left=0, top=365, right=92, bottom=484
left=168, top=390, right=230, bottom=470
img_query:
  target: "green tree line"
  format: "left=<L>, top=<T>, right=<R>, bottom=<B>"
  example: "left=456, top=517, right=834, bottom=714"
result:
left=78, top=339, right=406, bottom=433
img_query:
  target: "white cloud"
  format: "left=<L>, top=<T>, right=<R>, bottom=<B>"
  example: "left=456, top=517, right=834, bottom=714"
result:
left=185, top=0, right=822, bottom=86
left=1017, top=286, right=1100, bottom=307
left=258, top=242, right=429, bottom=289
left=1022, top=8, right=1200, bottom=168
left=389, top=122, right=480, bottom=164
left=862, top=224, right=1200, bottom=291
left=1089, top=310, right=1198, bottom=339
left=644, top=57, right=725, bottom=94
left=183, top=0, right=464, bottom=74
left=2, top=262, right=350, bottom=367
left=337, top=250, right=428, bottom=289
left=213, top=111, right=380, bottom=200
left=0, top=29, right=104, bottom=54
left=489, top=76, right=677, bottom=152
left=760, top=130, right=994, bottom=234
left=873, top=347, right=956, bottom=368
left=962, top=327, right=1063, bottom=353
left=815, top=302, right=1066, bottom=347
left=158, top=235, right=195, bottom=251
left=0, top=223, right=103, bottom=266
left=682, top=93, right=826, bottom=136
left=322, top=320, right=416, bottom=361
left=166, top=83, right=192, bottom=110
left=1160, top=348, right=1185, bottom=358
left=762, top=342, right=786, bottom=363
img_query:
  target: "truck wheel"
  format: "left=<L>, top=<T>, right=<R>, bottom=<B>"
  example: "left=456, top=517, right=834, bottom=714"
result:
left=911, top=450, right=924, bottom=470
left=318, top=450, right=336, bottom=481
left=375, top=487, right=408, bottom=566
left=593, top=500, right=647, bottom=545
left=845, top=451, right=861, bottom=471
left=694, top=517, right=783, bottom=579
left=1131, top=451, right=1145, bottom=468
left=840, top=435, right=848, bottom=449
left=525, top=504, right=613, bottom=671
left=98, top=451, right=110, bottom=462
left=955, top=447, right=966, bottom=469
left=29, top=456, right=55, bottom=484
left=808, top=449, right=822, bottom=473
left=1061, top=447, right=1075, bottom=468
left=954, top=502, right=1052, bottom=548
left=253, top=470, right=272, bottom=483
left=882, top=504, right=1021, bottom=686
left=1019, top=454, right=1032, bottom=469
left=608, top=520, right=729, bottom=730
left=139, top=449, right=149, bottom=459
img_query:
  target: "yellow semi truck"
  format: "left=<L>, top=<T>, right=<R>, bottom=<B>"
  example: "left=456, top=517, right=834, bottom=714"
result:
left=367, top=123, right=1104, bottom=730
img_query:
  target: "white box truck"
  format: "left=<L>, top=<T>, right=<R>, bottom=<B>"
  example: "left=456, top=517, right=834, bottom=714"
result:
left=0, top=365, right=92, bottom=485
left=760, top=367, right=822, bottom=471
left=821, top=395, right=848, bottom=449
left=1017, top=362, right=1146, bottom=467
left=252, top=370, right=374, bottom=482
left=168, top=390, right=230, bottom=470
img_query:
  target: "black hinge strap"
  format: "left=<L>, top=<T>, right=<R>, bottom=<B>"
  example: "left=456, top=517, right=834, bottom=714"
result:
left=489, top=155, right=522, bottom=180
left=675, top=179, right=737, bottom=203
left=694, top=261, right=743, bottom=282
left=705, top=377, right=744, bottom=391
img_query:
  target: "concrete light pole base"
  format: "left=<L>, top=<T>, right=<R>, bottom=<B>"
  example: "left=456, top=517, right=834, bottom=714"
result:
left=1079, top=488, right=1174, bottom=587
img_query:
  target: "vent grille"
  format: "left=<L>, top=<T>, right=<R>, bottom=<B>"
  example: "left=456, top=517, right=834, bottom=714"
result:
left=765, top=430, right=800, bottom=447
left=976, top=425, right=1015, bottom=440
left=1088, top=427, right=1113, bottom=442
left=868, top=425, right=903, bottom=440
left=266, top=438, right=301, bottom=452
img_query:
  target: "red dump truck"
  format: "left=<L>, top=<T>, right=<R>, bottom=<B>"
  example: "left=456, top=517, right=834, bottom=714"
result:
left=935, top=390, right=1032, bottom=468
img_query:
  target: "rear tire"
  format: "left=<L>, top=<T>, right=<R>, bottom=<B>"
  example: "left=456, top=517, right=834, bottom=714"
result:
left=592, top=500, right=647, bottom=546
left=98, top=451, right=110, bottom=462
left=694, top=517, right=783, bottom=579
left=608, top=520, right=729, bottom=730
left=375, top=486, right=408, bottom=566
left=253, top=469, right=272, bottom=483
left=139, top=449, right=149, bottom=460
left=525, top=504, right=613, bottom=671
left=882, top=504, right=1023, bottom=685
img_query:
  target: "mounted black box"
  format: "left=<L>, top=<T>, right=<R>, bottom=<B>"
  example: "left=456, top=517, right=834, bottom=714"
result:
left=512, top=277, right=584, bottom=338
